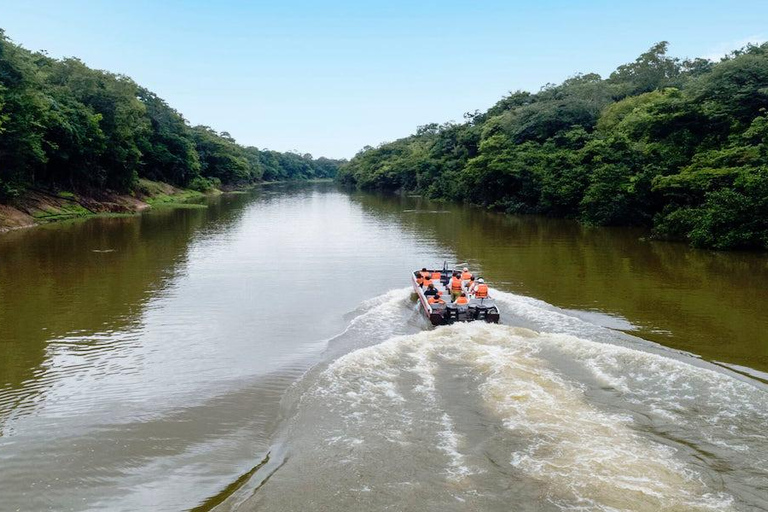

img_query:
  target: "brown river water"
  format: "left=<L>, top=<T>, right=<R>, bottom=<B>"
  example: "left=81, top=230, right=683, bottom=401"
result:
left=0, top=182, right=766, bottom=511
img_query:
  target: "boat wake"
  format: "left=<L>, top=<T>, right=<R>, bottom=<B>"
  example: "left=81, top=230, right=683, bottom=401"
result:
left=222, top=288, right=768, bottom=512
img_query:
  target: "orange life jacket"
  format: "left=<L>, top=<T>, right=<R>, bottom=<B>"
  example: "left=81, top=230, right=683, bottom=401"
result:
left=475, top=284, right=489, bottom=298
left=431, top=271, right=441, bottom=280
left=456, top=296, right=468, bottom=304
left=428, top=296, right=444, bottom=305
left=450, top=277, right=463, bottom=291
left=461, top=271, right=472, bottom=280
left=423, top=277, right=433, bottom=287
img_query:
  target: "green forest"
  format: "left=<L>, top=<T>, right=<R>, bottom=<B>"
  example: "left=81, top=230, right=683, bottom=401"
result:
left=0, top=30, right=343, bottom=200
left=338, top=42, right=768, bottom=250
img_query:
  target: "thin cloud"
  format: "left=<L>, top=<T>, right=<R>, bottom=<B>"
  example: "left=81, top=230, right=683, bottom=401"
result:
left=703, top=35, right=767, bottom=61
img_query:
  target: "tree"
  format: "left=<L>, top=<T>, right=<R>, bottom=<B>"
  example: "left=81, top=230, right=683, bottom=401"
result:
left=137, top=88, right=200, bottom=186
left=0, top=30, right=341, bottom=199
left=338, top=40, right=768, bottom=249
left=608, top=41, right=681, bottom=97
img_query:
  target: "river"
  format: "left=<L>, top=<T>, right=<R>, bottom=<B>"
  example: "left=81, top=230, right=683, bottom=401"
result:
left=0, top=182, right=766, bottom=511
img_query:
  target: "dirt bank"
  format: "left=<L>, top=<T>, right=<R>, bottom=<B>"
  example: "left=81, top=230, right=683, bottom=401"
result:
left=0, top=180, right=205, bottom=234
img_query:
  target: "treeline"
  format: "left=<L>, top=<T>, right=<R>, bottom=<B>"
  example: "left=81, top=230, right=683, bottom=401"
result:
left=339, top=42, right=768, bottom=250
left=0, top=30, right=343, bottom=199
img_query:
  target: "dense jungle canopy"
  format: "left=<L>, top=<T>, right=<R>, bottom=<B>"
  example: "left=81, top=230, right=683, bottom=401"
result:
left=0, top=30, right=343, bottom=198
left=338, top=42, right=768, bottom=250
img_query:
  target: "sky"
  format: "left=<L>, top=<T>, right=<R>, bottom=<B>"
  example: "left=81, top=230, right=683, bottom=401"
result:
left=0, top=0, right=766, bottom=159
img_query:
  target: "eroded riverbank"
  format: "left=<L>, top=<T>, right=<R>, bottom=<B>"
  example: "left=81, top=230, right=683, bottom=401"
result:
left=0, top=179, right=216, bottom=233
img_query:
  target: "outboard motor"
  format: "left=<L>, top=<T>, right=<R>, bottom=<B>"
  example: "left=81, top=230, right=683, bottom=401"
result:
left=429, top=303, right=446, bottom=326
left=445, top=303, right=460, bottom=322
left=469, top=298, right=500, bottom=323
left=446, top=302, right=471, bottom=322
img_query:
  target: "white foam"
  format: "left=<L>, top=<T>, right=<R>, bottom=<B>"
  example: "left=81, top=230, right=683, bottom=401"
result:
left=310, top=323, right=751, bottom=510
left=337, top=287, right=418, bottom=344
left=408, top=339, right=475, bottom=480
left=544, top=332, right=768, bottom=432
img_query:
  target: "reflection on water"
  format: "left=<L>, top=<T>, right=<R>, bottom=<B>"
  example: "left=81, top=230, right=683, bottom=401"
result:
left=0, top=183, right=450, bottom=510
left=0, top=183, right=766, bottom=511
left=0, top=195, right=248, bottom=413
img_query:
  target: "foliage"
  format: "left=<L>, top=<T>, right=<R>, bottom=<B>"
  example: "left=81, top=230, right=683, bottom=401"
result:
left=0, top=30, right=344, bottom=197
left=339, top=41, right=768, bottom=250
left=188, top=176, right=220, bottom=192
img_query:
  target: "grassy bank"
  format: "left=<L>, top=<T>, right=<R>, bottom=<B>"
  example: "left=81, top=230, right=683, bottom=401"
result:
left=0, top=179, right=218, bottom=233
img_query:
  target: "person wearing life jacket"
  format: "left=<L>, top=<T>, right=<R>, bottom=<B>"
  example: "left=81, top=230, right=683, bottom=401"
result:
left=420, top=268, right=430, bottom=278
left=467, top=276, right=476, bottom=295
left=449, top=272, right=463, bottom=301
left=474, top=278, right=489, bottom=298
left=416, top=274, right=424, bottom=286
left=422, top=274, right=433, bottom=288
left=455, top=292, right=469, bottom=305
left=428, top=292, right=445, bottom=305
left=461, top=267, right=472, bottom=282
left=424, top=283, right=438, bottom=298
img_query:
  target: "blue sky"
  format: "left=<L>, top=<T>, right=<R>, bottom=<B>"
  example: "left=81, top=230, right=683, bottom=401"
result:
left=1, top=0, right=766, bottom=158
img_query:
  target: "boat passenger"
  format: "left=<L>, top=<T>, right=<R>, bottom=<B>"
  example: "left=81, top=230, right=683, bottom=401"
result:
left=416, top=274, right=424, bottom=286
left=467, top=276, right=476, bottom=294
left=428, top=292, right=445, bottom=305
left=422, top=274, right=433, bottom=287
left=424, top=284, right=438, bottom=297
left=420, top=267, right=431, bottom=278
left=475, top=278, right=489, bottom=298
left=461, top=267, right=472, bottom=281
left=450, top=272, right=463, bottom=301
left=455, top=292, right=469, bottom=305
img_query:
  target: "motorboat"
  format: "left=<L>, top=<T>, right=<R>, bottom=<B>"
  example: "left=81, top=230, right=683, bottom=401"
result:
left=412, top=264, right=500, bottom=326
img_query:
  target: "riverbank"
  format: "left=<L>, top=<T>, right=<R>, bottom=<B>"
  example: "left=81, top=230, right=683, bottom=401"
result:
left=0, top=179, right=214, bottom=234
left=0, top=178, right=341, bottom=234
